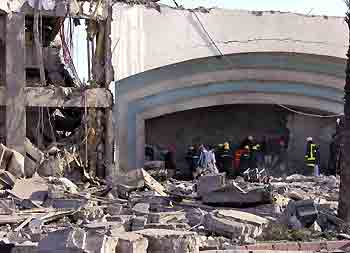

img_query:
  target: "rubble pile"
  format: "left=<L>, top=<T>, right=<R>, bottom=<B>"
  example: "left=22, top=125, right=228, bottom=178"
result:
left=0, top=145, right=346, bottom=253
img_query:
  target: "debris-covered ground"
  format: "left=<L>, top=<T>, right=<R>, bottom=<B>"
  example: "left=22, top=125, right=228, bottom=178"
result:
left=0, top=146, right=347, bottom=253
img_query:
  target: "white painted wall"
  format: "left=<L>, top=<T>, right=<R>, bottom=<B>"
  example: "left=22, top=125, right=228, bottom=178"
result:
left=111, top=3, right=348, bottom=80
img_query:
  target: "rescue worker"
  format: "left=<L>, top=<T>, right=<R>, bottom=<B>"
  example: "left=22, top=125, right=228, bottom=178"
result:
left=219, top=142, right=233, bottom=176
left=305, top=137, right=320, bottom=176
left=215, top=144, right=224, bottom=172
left=239, top=145, right=251, bottom=175
left=328, top=134, right=337, bottom=176
left=165, top=145, right=177, bottom=178
left=251, top=143, right=261, bottom=169
left=240, top=136, right=254, bottom=149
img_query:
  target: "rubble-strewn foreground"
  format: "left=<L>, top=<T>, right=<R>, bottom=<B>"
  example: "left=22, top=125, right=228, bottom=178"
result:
left=0, top=154, right=347, bottom=253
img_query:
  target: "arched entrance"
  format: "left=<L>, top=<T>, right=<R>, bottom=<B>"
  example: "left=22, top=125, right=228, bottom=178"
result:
left=116, top=52, right=344, bottom=170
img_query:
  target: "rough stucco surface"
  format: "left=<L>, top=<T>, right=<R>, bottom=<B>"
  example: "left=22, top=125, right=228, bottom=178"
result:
left=0, top=15, right=5, bottom=85
left=111, top=4, right=347, bottom=80
left=145, top=104, right=334, bottom=174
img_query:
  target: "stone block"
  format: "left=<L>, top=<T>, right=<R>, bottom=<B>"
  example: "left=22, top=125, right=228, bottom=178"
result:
left=85, top=231, right=118, bottom=253
left=144, top=223, right=190, bottom=230
left=51, top=199, right=87, bottom=209
left=132, top=216, right=147, bottom=231
left=197, top=173, right=226, bottom=197
left=148, top=211, right=186, bottom=223
left=202, top=185, right=272, bottom=207
left=11, top=243, right=38, bottom=253
left=0, top=198, right=15, bottom=214
left=204, top=212, right=262, bottom=240
left=84, top=222, right=125, bottom=232
left=113, top=232, right=148, bottom=253
left=105, top=204, right=123, bottom=215
left=38, top=228, right=86, bottom=252
left=136, top=229, right=199, bottom=253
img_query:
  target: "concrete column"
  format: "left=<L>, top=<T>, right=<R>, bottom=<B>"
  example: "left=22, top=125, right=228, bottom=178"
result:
left=5, top=13, right=25, bottom=155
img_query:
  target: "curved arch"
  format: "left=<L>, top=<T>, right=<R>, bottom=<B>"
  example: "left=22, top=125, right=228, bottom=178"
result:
left=116, top=52, right=345, bottom=170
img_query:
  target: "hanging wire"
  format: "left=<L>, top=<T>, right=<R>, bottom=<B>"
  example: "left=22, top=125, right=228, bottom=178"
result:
left=190, top=10, right=224, bottom=57
left=177, top=1, right=343, bottom=119
left=275, top=103, right=343, bottom=118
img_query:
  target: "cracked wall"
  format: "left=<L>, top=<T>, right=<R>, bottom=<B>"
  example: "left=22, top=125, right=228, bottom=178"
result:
left=111, top=4, right=348, bottom=81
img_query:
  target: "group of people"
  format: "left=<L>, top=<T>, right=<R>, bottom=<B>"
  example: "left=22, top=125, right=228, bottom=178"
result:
left=185, top=135, right=290, bottom=179
left=185, top=135, right=322, bottom=179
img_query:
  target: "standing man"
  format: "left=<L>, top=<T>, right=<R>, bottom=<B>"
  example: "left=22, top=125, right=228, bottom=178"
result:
left=165, top=145, right=177, bottom=178
left=220, top=142, right=233, bottom=176
left=305, top=137, right=320, bottom=176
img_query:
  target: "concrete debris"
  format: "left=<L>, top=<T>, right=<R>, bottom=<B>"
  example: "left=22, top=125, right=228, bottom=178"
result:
left=202, top=184, right=272, bottom=207
left=136, top=229, right=199, bottom=253
left=0, top=144, right=25, bottom=179
left=0, top=157, right=343, bottom=253
left=11, top=174, right=48, bottom=205
left=197, top=173, right=226, bottom=197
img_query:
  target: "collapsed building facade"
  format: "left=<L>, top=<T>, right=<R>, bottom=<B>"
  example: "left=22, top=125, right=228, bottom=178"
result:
left=0, top=0, right=115, bottom=180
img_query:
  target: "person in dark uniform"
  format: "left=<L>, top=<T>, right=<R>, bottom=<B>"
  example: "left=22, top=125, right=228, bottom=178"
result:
left=165, top=145, right=177, bottom=178
left=215, top=144, right=224, bottom=172
left=240, top=136, right=254, bottom=149
left=239, top=145, right=251, bottom=175
left=328, top=134, right=337, bottom=176
left=219, top=142, right=233, bottom=176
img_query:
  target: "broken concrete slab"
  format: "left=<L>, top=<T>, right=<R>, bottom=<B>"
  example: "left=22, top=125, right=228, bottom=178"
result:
left=38, top=228, right=86, bottom=252
left=112, top=231, right=148, bottom=253
left=204, top=212, right=261, bottom=240
left=0, top=170, right=17, bottom=189
left=136, top=229, right=199, bottom=253
left=148, top=211, right=186, bottom=224
left=51, top=199, right=87, bottom=210
left=0, top=143, right=25, bottom=178
left=141, top=169, right=167, bottom=196
left=215, top=210, right=268, bottom=227
left=197, top=173, right=226, bottom=197
left=12, top=175, right=48, bottom=205
left=131, top=216, right=147, bottom=231
left=144, top=223, right=190, bottom=230
left=0, top=198, right=15, bottom=215
left=84, top=221, right=125, bottom=231
left=85, top=230, right=118, bottom=253
left=202, top=185, right=272, bottom=207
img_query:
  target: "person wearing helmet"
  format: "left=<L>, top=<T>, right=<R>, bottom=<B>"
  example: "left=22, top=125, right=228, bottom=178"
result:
left=240, top=135, right=255, bottom=150
left=239, top=145, right=251, bottom=175
left=305, top=137, right=320, bottom=176
left=219, top=142, right=233, bottom=176
left=215, top=144, right=224, bottom=172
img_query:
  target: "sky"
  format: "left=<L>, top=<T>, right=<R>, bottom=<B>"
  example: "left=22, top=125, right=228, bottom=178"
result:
left=159, top=0, right=347, bottom=17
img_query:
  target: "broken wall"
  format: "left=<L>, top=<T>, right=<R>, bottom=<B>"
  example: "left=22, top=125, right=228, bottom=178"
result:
left=145, top=104, right=334, bottom=174
left=0, top=14, right=5, bottom=86
left=0, top=107, right=5, bottom=144
left=111, top=4, right=347, bottom=81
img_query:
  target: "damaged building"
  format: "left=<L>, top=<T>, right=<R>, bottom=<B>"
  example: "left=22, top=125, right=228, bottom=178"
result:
left=0, top=0, right=114, bottom=180
left=113, top=5, right=346, bottom=173
left=0, top=1, right=348, bottom=253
